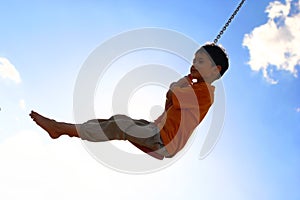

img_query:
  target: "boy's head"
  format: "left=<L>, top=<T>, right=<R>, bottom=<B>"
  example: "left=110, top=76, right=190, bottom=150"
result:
left=191, top=43, right=229, bottom=83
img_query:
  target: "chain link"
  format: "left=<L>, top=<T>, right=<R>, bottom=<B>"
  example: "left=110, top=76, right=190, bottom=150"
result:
left=213, top=0, right=246, bottom=44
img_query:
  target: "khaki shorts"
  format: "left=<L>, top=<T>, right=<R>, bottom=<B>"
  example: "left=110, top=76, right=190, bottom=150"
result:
left=79, top=115, right=169, bottom=157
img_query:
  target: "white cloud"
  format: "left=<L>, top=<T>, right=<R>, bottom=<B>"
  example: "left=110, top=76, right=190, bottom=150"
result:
left=0, top=130, right=246, bottom=200
left=243, top=0, right=300, bottom=84
left=296, top=107, right=300, bottom=112
left=19, top=99, right=26, bottom=110
left=0, top=131, right=121, bottom=199
left=0, top=57, right=21, bottom=84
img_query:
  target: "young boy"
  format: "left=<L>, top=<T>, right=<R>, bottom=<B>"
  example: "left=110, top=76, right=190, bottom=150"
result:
left=30, top=43, right=229, bottom=159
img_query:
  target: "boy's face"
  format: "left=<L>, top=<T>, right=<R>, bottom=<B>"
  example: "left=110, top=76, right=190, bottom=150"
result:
left=190, top=51, right=221, bottom=82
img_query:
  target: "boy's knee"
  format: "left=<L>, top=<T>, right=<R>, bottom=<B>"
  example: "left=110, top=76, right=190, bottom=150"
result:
left=111, top=114, right=131, bottom=121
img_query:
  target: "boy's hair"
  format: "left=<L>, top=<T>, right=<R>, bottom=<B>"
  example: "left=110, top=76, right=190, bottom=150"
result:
left=197, top=44, right=229, bottom=77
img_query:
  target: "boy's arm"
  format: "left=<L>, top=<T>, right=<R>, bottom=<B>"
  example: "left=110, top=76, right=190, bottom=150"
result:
left=170, top=75, right=193, bottom=89
left=164, top=75, right=193, bottom=110
left=165, top=90, right=173, bottom=110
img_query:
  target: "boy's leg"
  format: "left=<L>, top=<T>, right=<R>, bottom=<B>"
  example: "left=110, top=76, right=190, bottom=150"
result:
left=79, top=115, right=153, bottom=142
left=30, top=111, right=128, bottom=141
left=30, top=111, right=80, bottom=139
left=78, top=115, right=129, bottom=142
left=30, top=111, right=148, bottom=142
left=30, top=111, right=169, bottom=157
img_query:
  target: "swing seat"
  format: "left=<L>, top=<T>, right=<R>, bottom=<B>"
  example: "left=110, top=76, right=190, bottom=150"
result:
left=130, top=141, right=164, bottom=160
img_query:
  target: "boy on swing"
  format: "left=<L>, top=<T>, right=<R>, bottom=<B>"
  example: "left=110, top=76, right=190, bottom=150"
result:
left=30, top=43, right=229, bottom=159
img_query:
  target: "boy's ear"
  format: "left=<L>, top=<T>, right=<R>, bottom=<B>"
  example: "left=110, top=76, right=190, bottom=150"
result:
left=211, top=65, right=222, bottom=80
left=216, top=65, right=222, bottom=72
left=213, top=65, right=222, bottom=75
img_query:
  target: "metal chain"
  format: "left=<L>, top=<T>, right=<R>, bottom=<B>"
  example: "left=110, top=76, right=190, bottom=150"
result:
left=213, top=0, right=246, bottom=44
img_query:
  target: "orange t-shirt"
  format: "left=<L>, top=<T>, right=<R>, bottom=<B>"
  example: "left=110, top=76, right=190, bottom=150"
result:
left=154, top=82, right=215, bottom=157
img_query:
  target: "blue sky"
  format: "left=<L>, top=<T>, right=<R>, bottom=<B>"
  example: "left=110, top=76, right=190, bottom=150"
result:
left=0, top=0, right=300, bottom=199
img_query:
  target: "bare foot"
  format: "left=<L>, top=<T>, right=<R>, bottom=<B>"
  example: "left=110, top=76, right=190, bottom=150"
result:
left=30, top=111, right=62, bottom=139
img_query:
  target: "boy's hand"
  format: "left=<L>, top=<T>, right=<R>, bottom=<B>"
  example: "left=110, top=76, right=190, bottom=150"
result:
left=164, top=75, right=193, bottom=110
left=170, top=75, right=192, bottom=89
